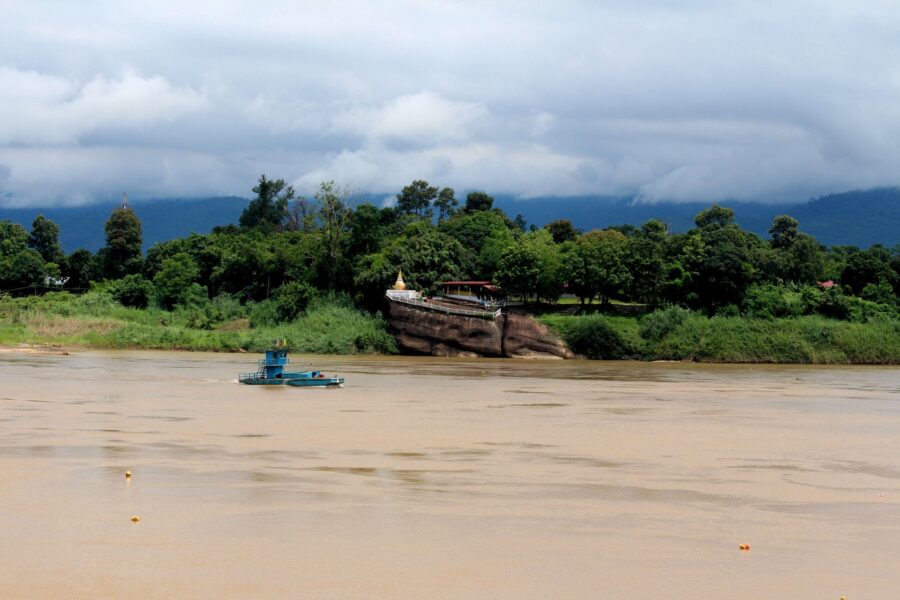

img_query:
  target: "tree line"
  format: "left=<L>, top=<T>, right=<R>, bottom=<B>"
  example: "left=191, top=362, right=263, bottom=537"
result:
left=1, top=175, right=898, bottom=325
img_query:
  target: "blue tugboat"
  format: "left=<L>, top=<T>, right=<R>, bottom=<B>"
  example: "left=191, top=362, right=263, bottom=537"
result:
left=239, top=346, right=344, bottom=387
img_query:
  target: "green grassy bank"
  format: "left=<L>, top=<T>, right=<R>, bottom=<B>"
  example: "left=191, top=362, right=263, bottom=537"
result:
left=3, top=292, right=897, bottom=363
left=0, top=292, right=397, bottom=354
left=540, top=309, right=900, bottom=364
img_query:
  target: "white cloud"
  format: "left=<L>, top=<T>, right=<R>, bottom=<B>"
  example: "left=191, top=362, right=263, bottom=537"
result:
left=331, top=92, right=487, bottom=147
left=0, top=68, right=207, bottom=145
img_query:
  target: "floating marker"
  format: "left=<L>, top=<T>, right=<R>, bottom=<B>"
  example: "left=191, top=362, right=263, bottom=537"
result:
left=738, top=544, right=750, bottom=551
left=131, top=515, right=141, bottom=523
left=125, top=470, right=132, bottom=480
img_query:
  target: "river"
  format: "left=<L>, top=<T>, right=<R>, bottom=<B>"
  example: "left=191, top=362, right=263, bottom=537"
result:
left=0, top=350, right=898, bottom=599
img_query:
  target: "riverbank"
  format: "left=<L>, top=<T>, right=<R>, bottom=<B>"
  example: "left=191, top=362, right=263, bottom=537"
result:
left=0, top=291, right=397, bottom=354
left=540, top=311, right=900, bottom=364
left=2, top=291, right=897, bottom=363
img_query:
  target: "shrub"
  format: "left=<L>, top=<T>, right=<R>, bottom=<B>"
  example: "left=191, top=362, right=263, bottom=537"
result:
left=716, top=304, right=740, bottom=317
left=560, top=315, right=631, bottom=359
left=108, top=274, right=154, bottom=308
left=861, top=281, right=897, bottom=307
left=742, top=283, right=805, bottom=319
left=210, top=294, right=247, bottom=321
left=273, top=281, right=317, bottom=322
left=248, top=298, right=279, bottom=328
left=639, top=306, right=691, bottom=341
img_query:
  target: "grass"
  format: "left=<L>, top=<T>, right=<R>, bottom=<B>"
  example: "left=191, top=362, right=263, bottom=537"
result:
left=540, top=312, right=900, bottom=364
left=3, top=291, right=896, bottom=363
left=0, top=291, right=397, bottom=354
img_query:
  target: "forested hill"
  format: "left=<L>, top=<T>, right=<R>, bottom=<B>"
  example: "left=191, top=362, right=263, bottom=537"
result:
left=0, top=197, right=247, bottom=252
left=496, top=188, right=900, bottom=248
left=0, top=189, right=896, bottom=252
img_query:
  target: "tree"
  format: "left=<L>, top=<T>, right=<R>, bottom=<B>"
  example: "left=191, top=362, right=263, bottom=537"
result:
left=396, top=180, right=437, bottom=217
left=440, top=210, right=512, bottom=264
left=108, top=274, right=154, bottom=308
left=272, top=281, right=317, bottom=321
left=494, top=229, right=562, bottom=302
left=28, top=215, right=64, bottom=265
left=153, top=252, right=202, bottom=309
left=285, top=196, right=317, bottom=232
left=840, top=245, right=897, bottom=296
left=240, top=174, right=293, bottom=232
left=692, top=225, right=755, bottom=311
left=0, top=220, right=28, bottom=258
left=434, top=187, right=459, bottom=221
left=0, top=248, right=45, bottom=293
left=63, top=249, right=100, bottom=290
left=313, top=180, right=353, bottom=289
left=463, top=191, right=494, bottom=213
left=494, top=243, right=542, bottom=301
left=694, top=204, right=735, bottom=230
left=563, top=230, right=631, bottom=305
left=625, top=220, right=668, bottom=306
left=513, top=214, right=528, bottom=232
left=346, top=203, right=385, bottom=259
left=769, top=215, right=799, bottom=249
left=353, top=221, right=473, bottom=308
left=101, top=207, right=143, bottom=278
left=545, top=219, right=578, bottom=244
left=478, top=226, right=517, bottom=280
left=783, top=234, right=825, bottom=284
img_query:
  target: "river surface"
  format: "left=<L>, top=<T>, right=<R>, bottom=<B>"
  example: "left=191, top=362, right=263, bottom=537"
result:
left=0, top=351, right=898, bottom=599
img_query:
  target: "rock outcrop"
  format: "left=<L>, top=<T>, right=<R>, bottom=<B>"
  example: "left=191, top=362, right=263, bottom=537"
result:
left=385, top=300, right=573, bottom=359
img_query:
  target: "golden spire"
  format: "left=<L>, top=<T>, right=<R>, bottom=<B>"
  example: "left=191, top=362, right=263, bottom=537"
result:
left=393, top=269, right=407, bottom=290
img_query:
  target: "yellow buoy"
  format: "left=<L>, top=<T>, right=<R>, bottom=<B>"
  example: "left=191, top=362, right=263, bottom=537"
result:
left=131, top=515, right=141, bottom=523
left=125, top=470, right=132, bottom=480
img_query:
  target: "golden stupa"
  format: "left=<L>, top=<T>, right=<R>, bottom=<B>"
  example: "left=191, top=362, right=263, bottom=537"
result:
left=392, top=270, right=407, bottom=290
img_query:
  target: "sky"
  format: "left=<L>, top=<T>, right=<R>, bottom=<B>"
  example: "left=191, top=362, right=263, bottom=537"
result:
left=2, top=0, right=900, bottom=206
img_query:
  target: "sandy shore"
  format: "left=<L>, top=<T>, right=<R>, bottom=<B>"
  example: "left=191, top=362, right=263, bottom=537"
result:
left=0, top=344, right=69, bottom=355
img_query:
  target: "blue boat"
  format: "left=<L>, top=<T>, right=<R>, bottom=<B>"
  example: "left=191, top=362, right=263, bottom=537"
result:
left=239, top=348, right=344, bottom=387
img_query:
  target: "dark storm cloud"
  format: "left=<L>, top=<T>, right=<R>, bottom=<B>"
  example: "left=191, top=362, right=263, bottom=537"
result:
left=1, top=0, right=899, bottom=205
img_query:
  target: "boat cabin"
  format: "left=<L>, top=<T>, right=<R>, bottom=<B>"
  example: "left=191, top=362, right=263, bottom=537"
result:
left=260, top=348, right=290, bottom=379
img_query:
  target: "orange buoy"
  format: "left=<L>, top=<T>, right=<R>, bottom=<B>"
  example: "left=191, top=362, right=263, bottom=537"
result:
left=131, top=515, right=141, bottom=523
left=739, top=544, right=750, bottom=551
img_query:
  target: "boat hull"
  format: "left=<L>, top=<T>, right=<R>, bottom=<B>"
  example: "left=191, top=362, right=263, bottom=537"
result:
left=285, top=377, right=344, bottom=387
left=239, top=372, right=344, bottom=387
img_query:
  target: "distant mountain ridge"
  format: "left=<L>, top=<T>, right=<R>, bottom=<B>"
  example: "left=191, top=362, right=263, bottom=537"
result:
left=0, top=189, right=896, bottom=252
left=495, top=188, right=899, bottom=248
left=0, top=197, right=247, bottom=253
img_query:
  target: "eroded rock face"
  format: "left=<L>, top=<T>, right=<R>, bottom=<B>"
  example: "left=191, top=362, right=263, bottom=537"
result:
left=385, top=300, right=572, bottom=359
left=502, top=313, right=574, bottom=359
left=386, top=301, right=503, bottom=356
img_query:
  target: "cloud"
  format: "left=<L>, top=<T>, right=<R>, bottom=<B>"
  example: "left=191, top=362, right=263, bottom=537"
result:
left=0, top=68, right=206, bottom=145
left=2, top=1, right=900, bottom=205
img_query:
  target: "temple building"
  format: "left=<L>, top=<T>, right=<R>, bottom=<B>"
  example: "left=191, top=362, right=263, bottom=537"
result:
left=438, top=281, right=503, bottom=305
left=385, top=270, right=421, bottom=300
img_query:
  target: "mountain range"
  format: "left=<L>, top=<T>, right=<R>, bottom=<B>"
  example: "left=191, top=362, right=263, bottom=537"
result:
left=0, top=189, right=896, bottom=253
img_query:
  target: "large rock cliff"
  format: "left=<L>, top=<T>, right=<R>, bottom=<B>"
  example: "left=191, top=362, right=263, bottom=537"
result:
left=385, top=300, right=573, bottom=359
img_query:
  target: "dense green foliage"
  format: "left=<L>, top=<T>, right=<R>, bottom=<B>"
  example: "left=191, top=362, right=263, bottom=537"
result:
left=1, top=174, right=897, bottom=361
left=100, top=207, right=143, bottom=278
left=540, top=312, right=899, bottom=364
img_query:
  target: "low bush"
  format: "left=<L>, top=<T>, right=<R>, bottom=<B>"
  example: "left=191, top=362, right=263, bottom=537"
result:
left=543, top=314, right=634, bottom=359
left=639, top=306, right=691, bottom=341
left=107, top=275, right=154, bottom=308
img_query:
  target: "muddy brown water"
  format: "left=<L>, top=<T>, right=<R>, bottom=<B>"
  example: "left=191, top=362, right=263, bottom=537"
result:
left=0, top=350, right=898, bottom=599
